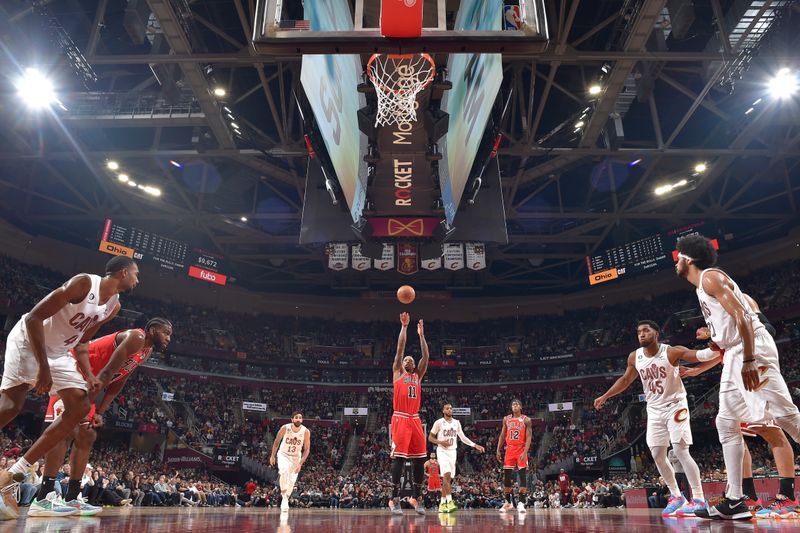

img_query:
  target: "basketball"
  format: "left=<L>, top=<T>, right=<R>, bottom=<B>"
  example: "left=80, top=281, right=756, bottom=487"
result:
left=397, top=285, right=416, bottom=304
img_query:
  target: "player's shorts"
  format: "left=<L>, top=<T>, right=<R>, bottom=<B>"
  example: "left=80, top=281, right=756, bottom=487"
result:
left=277, top=451, right=301, bottom=480
left=390, top=412, right=427, bottom=459
left=503, top=447, right=529, bottom=470
left=427, top=475, right=441, bottom=491
left=718, top=332, right=798, bottom=424
left=646, top=400, right=693, bottom=448
left=437, top=449, right=457, bottom=477
left=44, top=395, right=96, bottom=425
left=0, top=323, right=87, bottom=393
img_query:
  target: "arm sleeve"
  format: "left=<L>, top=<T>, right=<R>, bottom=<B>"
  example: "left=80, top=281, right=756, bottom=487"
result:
left=456, top=421, right=476, bottom=448
left=695, top=348, right=719, bottom=361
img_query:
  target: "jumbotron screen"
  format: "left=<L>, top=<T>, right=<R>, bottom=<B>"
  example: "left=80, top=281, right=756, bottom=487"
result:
left=99, top=218, right=228, bottom=286
left=587, top=223, right=719, bottom=286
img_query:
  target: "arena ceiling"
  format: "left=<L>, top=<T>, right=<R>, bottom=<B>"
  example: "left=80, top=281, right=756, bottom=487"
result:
left=0, top=0, right=798, bottom=296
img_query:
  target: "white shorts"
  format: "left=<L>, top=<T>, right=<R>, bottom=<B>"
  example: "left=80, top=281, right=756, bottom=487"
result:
left=0, top=325, right=87, bottom=393
left=437, top=448, right=457, bottom=477
left=718, top=333, right=798, bottom=424
left=646, top=400, right=692, bottom=448
left=277, top=452, right=301, bottom=480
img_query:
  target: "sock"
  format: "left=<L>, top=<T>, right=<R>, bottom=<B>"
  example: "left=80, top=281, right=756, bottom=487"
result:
left=65, top=479, right=82, bottom=502
left=520, top=492, right=528, bottom=505
left=779, top=477, right=795, bottom=500
left=440, top=496, right=445, bottom=504
left=505, top=493, right=513, bottom=504
left=512, top=493, right=518, bottom=506
left=412, top=483, right=422, bottom=499
left=37, top=476, right=56, bottom=501
left=446, top=495, right=452, bottom=502
left=391, top=485, right=400, bottom=499
left=8, top=457, right=31, bottom=476
left=743, top=477, right=757, bottom=501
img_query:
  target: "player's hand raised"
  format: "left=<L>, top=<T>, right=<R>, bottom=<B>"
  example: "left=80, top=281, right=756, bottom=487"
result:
left=593, top=396, right=606, bottom=410
left=399, top=312, right=410, bottom=327
left=417, top=319, right=424, bottom=337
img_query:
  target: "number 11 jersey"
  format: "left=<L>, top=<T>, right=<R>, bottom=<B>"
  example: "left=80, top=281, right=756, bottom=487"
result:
left=393, top=371, right=421, bottom=414
left=635, top=343, right=686, bottom=411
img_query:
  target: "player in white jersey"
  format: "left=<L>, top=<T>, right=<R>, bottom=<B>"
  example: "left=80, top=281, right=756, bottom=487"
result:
left=428, top=403, right=486, bottom=513
left=0, top=256, right=138, bottom=519
left=270, top=411, right=310, bottom=512
left=594, top=320, right=715, bottom=517
left=676, top=233, right=800, bottom=520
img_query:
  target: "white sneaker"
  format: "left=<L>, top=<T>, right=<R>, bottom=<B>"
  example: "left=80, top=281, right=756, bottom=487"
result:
left=517, top=501, right=527, bottom=513
left=499, top=502, right=513, bottom=513
left=28, top=492, right=79, bottom=517
left=64, top=494, right=103, bottom=516
left=280, top=496, right=289, bottom=512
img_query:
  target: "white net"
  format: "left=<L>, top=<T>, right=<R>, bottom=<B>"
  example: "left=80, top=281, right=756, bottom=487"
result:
left=367, top=53, right=435, bottom=127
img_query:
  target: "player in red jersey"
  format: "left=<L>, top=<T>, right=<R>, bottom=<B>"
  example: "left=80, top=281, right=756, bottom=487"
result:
left=34, top=318, right=172, bottom=511
left=424, top=452, right=441, bottom=509
left=496, top=399, right=532, bottom=514
left=388, top=312, right=429, bottom=515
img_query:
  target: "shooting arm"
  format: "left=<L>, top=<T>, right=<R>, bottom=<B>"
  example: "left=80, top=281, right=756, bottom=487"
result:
left=417, top=328, right=430, bottom=380
left=392, top=324, right=408, bottom=376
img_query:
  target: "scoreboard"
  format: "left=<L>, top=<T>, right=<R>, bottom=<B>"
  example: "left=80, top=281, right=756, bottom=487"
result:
left=587, top=222, right=719, bottom=286
left=99, top=219, right=229, bottom=286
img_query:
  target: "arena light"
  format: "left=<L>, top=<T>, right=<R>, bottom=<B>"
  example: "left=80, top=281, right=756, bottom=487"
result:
left=127, top=180, right=137, bottom=187
left=213, top=87, right=227, bottom=97
left=694, top=163, right=707, bottom=173
left=107, top=160, right=119, bottom=171
left=16, top=68, right=57, bottom=109
left=144, top=186, right=162, bottom=197
left=117, top=173, right=129, bottom=182
left=240, top=216, right=248, bottom=222
left=655, top=179, right=689, bottom=196
left=588, top=84, right=602, bottom=96
left=169, top=160, right=182, bottom=168
left=574, top=120, right=585, bottom=128
left=629, top=158, right=642, bottom=167
left=768, top=68, right=798, bottom=99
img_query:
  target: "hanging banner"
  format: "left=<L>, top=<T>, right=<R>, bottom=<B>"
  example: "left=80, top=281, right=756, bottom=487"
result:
left=374, top=243, right=395, bottom=271
left=444, top=243, right=465, bottom=271
left=421, top=256, right=442, bottom=271
left=351, top=245, right=372, bottom=271
left=548, top=402, right=573, bottom=412
left=451, top=407, right=471, bottom=416
left=368, top=217, right=440, bottom=237
left=242, top=401, right=268, bottom=412
left=344, top=407, right=368, bottom=416
left=162, top=391, right=174, bottom=402
left=397, top=242, right=419, bottom=275
left=465, top=243, right=487, bottom=270
left=326, top=243, right=349, bottom=271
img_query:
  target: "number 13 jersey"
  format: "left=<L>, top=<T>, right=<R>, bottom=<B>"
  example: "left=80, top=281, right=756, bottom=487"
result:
left=635, top=343, right=686, bottom=411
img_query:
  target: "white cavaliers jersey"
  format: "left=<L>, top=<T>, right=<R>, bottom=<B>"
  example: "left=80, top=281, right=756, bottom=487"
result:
left=635, top=343, right=686, bottom=411
left=278, top=424, right=307, bottom=458
left=431, top=417, right=463, bottom=452
left=696, top=268, right=765, bottom=350
left=20, top=274, right=119, bottom=359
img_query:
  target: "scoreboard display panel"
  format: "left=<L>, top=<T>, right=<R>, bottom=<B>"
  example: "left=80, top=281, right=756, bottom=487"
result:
left=99, top=219, right=228, bottom=286
left=587, top=223, right=719, bottom=286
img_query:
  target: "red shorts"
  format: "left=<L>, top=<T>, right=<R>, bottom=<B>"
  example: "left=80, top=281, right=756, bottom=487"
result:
left=390, top=412, right=427, bottom=459
left=428, top=476, right=441, bottom=491
left=503, top=447, right=529, bottom=470
left=44, top=395, right=96, bottom=425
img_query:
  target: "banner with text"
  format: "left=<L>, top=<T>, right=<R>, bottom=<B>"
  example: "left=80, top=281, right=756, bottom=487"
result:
left=465, top=243, right=487, bottom=270
left=547, top=402, right=573, bottom=412
left=374, top=243, right=395, bottom=271
left=452, top=407, right=471, bottom=416
left=397, top=242, right=419, bottom=275
left=242, top=401, right=267, bottom=412
left=326, top=243, right=349, bottom=271
left=344, top=407, right=368, bottom=416
left=351, top=245, right=371, bottom=271
left=444, top=243, right=465, bottom=270
left=162, top=391, right=174, bottom=402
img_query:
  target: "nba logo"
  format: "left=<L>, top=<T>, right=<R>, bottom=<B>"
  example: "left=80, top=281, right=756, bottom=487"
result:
left=504, top=5, right=522, bottom=30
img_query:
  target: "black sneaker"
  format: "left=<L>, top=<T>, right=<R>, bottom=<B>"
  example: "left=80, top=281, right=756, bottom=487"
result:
left=708, top=496, right=752, bottom=521
left=694, top=505, right=714, bottom=519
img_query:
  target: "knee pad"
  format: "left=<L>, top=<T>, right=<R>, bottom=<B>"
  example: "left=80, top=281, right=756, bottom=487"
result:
left=716, top=416, right=744, bottom=446
left=518, top=468, right=527, bottom=487
left=503, top=469, right=514, bottom=487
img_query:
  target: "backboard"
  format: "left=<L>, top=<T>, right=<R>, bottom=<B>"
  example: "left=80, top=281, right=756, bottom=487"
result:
left=253, top=0, right=549, bottom=56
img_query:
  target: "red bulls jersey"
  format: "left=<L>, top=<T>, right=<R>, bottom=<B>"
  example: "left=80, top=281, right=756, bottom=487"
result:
left=393, top=372, right=422, bottom=414
left=505, top=415, right=527, bottom=449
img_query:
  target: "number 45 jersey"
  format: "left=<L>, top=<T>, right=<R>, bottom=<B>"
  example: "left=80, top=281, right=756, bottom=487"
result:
left=635, top=343, right=686, bottom=411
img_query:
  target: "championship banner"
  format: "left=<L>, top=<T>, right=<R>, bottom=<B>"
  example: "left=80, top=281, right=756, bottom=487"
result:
left=344, top=407, right=368, bottom=416
left=443, top=243, right=465, bottom=270
left=326, top=243, right=349, bottom=271
left=374, top=243, right=395, bottom=271
left=439, top=0, right=504, bottom=224
left=451, top=407, right=471, bottom=416
left=242, top=401, right=267, bottom=412
left=367, top=217, right=440, bottom=237
left=421, top=256, right=442, bottom=270
left=162, top=391, right=174, bottom=402
left=547, top=401, right=573, bottom=412
left=397, top=242, right=419, bottom=275
left=465, top=242, right=487, bottom=270
left=301, top=0, right=367, bottom=222
left=351, top=245, right=372, bottom=271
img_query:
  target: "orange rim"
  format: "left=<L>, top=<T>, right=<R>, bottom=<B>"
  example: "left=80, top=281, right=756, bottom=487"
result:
left=367, top=53, right=436, bottom=95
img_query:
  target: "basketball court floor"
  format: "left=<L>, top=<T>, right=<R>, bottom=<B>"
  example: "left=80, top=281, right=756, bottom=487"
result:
left=6, top=508, right=800, bottom=532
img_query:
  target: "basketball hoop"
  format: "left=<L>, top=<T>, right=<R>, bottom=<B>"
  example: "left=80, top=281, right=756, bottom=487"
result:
left=367, top=53, right=435, bottom=127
